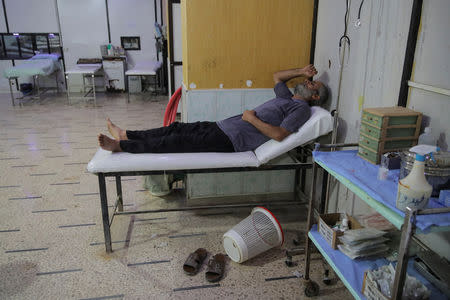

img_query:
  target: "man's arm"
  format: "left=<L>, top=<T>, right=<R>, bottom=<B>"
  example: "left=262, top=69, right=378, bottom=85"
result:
left=273, top=64, right=317, bottom=83
left=242, top=110, right=291, bottom=142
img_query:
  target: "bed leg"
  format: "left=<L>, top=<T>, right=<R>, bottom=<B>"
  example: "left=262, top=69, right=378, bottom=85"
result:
left=98, top=173, right=113, bottom=253
left=8, top=78, right=15, bottom=106
left=66, top=75, right=71, bottom=105
left=300, top=147, right=307, bottom=193
left=92, top=74, right=96, bottom=106
left=35, top=75, right=40, bottom=99
left=294, top=169, right=300, bottom=202
left=392, top=207, right=416, bottom=299
left=115, top=175, right=123, bottom=212
left=55, top=72, right=59, bottom=93
left=304, top=161, right=318, bottom=281
left=82, top=74, right=86, bottom=94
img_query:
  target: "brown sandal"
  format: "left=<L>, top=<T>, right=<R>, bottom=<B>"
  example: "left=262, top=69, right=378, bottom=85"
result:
left=183, top=248, right=208, bottom=275
left=205, top=253, right=226, bottom=282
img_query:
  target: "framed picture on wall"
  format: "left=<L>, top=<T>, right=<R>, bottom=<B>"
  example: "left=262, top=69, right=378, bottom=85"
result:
left=121, top=36, right=141, bottom=50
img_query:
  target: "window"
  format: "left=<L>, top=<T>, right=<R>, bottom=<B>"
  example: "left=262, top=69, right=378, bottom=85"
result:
left=0, top=33, right=61, bottom=60
left=36, top=35, right=50, bottom=54
left=48, top=34, right=61, bottom=53
left=4, top=35, right=20, bottom=59
left=19, top=35, right=34, bottom=58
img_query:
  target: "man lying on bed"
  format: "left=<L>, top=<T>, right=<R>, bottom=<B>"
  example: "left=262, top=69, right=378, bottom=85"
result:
left=98, top=64, right=328, bottom=153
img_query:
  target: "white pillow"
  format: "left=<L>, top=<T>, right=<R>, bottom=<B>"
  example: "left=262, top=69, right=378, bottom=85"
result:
left=254, top=106, right=333, bottom=164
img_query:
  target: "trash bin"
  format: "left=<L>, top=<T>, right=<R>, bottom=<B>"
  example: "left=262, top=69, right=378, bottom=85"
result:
left=223, top=207, right=284, bottom=263
left=20, top=83, right=33, bottom=96
left=143, top=174, right=173, bottom=196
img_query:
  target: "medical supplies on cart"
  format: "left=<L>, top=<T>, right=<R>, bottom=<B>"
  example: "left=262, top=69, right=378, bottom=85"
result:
left=318, top=213, right=362, bottom=249
left=363, top=264, right=430, bottom=300
left=337, top=228, right=389, bottom=260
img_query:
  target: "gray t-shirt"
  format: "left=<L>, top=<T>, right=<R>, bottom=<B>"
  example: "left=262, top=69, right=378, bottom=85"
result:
left=217, top=82, right=311, bottom=152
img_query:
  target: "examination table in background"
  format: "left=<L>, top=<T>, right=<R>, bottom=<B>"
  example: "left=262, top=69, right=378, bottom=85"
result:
left=3, top=53, right=61, bottom=106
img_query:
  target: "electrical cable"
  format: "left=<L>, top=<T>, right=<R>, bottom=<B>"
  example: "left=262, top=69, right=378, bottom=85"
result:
left=339, top=0, right=351, bottom=49
left=355, top=0, right=365, bottom=27
left=338, top=0, right=351, bottom=68
left=358, top=0, right=365, bottom=20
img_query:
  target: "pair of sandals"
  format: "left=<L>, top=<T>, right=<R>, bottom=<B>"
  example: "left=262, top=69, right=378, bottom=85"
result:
left=183, top=248, right=226, bottom=282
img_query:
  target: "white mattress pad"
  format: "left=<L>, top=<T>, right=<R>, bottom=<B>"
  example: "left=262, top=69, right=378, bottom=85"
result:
left=65, top=64, right=102, bottom=74
left=87, top=106, right=333, bottom=173
left=87, top=150, right=258, bottom=173
left=125, top=61, right=163, bottom=76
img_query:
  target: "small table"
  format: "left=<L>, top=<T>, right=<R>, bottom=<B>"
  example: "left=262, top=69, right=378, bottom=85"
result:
left=125, top=61, right=163, bottom=102
left=65, top=63, right=103, bottom=106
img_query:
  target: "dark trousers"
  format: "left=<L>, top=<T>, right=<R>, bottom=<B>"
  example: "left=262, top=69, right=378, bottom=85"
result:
left=119, top=121, right=235, bottom=153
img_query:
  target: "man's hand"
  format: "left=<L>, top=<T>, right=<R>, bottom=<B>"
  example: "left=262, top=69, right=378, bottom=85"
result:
left=273, top=64, right=318, bottom=83
left=242, top=110, right=256, bottom=122
left=301, top=64, right=317, bottom=78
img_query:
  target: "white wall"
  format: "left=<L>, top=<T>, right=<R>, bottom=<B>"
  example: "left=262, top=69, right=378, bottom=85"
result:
left=407, top=0, right=450, bottom=151
left=5, top=0, right=59, bottom=32
left=57, top=0, right=109, bottom=69
left=0, top=0, right=160, bottom=92
left=316, top=0, right=450, bottom=259
left=0, top=1, right=11, bottom=91
left=315, top=0, right=413, bottom=143
left=108, top=0, right=157, bottom=68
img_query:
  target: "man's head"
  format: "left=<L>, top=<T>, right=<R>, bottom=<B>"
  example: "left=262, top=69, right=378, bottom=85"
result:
left=293, top=80, right=329, bottom=106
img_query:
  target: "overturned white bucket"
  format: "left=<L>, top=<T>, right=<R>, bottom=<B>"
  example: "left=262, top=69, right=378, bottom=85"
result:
left=223, top=207, right=284, bottom=263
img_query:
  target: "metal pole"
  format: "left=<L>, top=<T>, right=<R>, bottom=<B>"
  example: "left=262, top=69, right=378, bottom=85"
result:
left=392, top=207, right=416, bottom=299
left=8, top=78, right=15, bottom=106
left=35, top=75, right=40, bottom=99
left=115, top=201, right=306, bottom=215
left=304, top=160, right=318, bottom=280
left=115, top=175, right=123, bottom=212
left=66, top=74, right=70, bottom=105
left=127, top=75, right=130, bottom=103
left=92, top=74, right=96, bottom=106
left=98, top=173, right=112, bottom=253
left=300, top=147, right=307, bottom=192
left=55, top=72, right=59, bottom=93
left=294, top=168, right=300, bottom=202
left=82, top=74, right=86, bottom=94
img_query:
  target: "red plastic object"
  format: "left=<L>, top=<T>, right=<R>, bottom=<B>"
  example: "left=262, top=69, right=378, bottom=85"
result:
left=163, top=87, right=182, bottom=126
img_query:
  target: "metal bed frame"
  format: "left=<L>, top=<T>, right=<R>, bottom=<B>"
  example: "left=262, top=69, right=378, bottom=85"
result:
left=92, top=150, right=313, bottom=253
left=125, top=71, right=160, bottom=103
left=303, top=143, right=450, bottom=299
left=66, top=73, right=101, bottom=106
left=8, top=72, right=60, bottom=106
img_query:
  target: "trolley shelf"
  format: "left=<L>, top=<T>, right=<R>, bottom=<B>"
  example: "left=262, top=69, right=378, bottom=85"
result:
left=308, top=225, right=446, bottom=300
left=313, top=150, right=450, bottom=232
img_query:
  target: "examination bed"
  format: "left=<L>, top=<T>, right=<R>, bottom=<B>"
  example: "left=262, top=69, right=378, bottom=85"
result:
left=87, top=106, right=333, bottom=252
left=125, top=61, right=163, bottom=101
left=65, top=62, right=103, bottom=106
left=3, top=53, right=61, bottom=106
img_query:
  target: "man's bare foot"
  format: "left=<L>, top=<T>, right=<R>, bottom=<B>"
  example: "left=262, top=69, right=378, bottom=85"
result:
left=98, top=134, right=122, bottom=152
left=107, top=118, right=127, bottom=140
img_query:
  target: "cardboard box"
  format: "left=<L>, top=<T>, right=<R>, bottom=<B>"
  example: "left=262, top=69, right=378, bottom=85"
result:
left=362, top=271, right=389, bottom=300
left=318, top=213, right=362, bottom=249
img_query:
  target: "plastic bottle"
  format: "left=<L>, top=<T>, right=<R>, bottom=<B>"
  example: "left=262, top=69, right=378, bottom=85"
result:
left=418, top=127, right=435, bottom=145
left=396, top=145, right=437, bottom=211
left=341, top=217, right=349, bottom=232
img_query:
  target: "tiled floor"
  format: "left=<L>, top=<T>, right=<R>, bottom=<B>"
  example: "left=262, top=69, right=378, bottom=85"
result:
left=0, top=93, right=352, bottom=299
